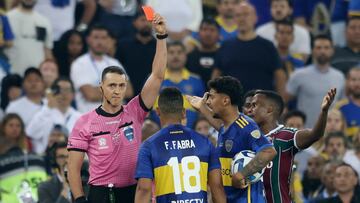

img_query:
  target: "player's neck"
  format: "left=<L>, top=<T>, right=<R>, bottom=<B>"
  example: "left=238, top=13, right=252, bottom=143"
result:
left=223, top=108, right=240, bottom=129
left=101, top=102, right=122, bottom=114
left=160, top=118, right=182, bottom=128
left=260, top=121, right=278, bottom=135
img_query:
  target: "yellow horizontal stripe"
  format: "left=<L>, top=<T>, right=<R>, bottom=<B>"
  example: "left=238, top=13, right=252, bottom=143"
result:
left=219, top=157, right=232, bottom=186
left=235, top=121, right=244, bottom=128
left=154, top=162, right=208, bottom=196
left=241, top=117, right=249, bottom=125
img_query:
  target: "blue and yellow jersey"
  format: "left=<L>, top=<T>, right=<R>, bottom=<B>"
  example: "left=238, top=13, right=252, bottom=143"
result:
left=335, top=98, right=360, bottom=137
left=135, top=124, right=220, bottom=203
left=217, top=114, right=273, bottom=203
left=349, top=0, right=360, bottom=16
left=150, top=69, right=205, bottom=128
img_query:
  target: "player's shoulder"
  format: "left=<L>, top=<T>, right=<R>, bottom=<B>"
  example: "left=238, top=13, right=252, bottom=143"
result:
left=233, top=114, right=262, bottom=137
left=271, top=126, right=298, bottom=140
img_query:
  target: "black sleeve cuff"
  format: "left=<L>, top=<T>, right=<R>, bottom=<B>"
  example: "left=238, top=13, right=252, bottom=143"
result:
left=139, top=94, right=152, bottom=112
left=68, top=148, right=87, bottom=153
left=74, top=196, right=87, bottom=203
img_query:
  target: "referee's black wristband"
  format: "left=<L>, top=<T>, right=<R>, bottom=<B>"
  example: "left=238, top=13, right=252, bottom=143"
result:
left=156, top=33, right=168, bottom=40
left=74, top=196, right=88, bottom=203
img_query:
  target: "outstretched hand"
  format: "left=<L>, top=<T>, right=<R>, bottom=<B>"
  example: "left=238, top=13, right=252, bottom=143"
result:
left=185, top=92, right=208, bottom=111
left=321, top=88, right=337, bottom=111
left=152, top=14, right=167, bottom=35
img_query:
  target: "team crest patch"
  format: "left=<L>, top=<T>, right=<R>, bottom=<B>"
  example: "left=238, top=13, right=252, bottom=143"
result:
left=251, top=130, right=261, bottom=139
left=225, top=139, right=233, bottom=152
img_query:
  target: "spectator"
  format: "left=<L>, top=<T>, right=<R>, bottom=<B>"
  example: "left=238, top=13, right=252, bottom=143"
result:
left=141, top=119, right=160, bottom=142
left=317, top=163, right=360, bottom=203
left=330, top=0, right=349, bottom=47
left=274, top=19, right=305, bottom=79
left=283, top=110, right=306, bottom=130
left=53, top=30, right=86, bottom=77
left=215, top=2, right=286, bottom=96
left=323, top=132, right=348, bottom=161
left=256, top=0, right=311, bottom=61
left=6, top=0, right=53, bottom=75
left=147, top=0, right=203, bottom=41
left=343, top=131, right=360, bottom=182
left=39, top=59, right=59, bottom=89
left=186, top=18, right=220, bottom=85
left=34, top=0, right=96, bottom=41
left=0, top=73, right=22, bottom=110
left=310, top=161, right=340, bottom=202
left=26, top=77, right=81, bottom=154
left=302, top=155, right=326, bottom=200
left=332, top=17, right=360, bottom=75
left=214, top=0, right=238, bottom=41
left=193, top=117, right=217, bottom=145
left=116, top=12, right=156, bottom=95
left=0, top=114, right=47, bottom=203
left=286, top=35, right=345, bottom=128
left=97, top=0, right=141, bottom=40
left=44, top=125, right=68, bottom=174
left=325, top=109, right=347, bottom=135
left=70, top=25, right=133, bottom=113
left=335, top=67, right=360, bottom=138
left=105, top=30, right=117, bottom=58
left=0, top=4, right=14, bottom=79
left=38, top=142, right=71, bottom=203
left=150, top=41, right=205, bottom=128
left=6, top=67, right=45, bottom=126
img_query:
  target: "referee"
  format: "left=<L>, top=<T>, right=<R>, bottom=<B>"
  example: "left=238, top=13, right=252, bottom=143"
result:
left=67, top=14, right=167, bottom=203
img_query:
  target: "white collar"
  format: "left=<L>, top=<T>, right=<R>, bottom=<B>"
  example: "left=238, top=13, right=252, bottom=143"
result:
left=265, top=125, right=284, bottom=137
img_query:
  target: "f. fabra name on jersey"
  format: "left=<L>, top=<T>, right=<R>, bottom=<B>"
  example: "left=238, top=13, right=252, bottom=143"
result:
left=164, top=139, right=196, bottom=150
left=171, top=198, right=204, bottom=203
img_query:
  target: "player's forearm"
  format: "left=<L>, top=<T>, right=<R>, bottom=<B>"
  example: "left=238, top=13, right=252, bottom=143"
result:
left=152, top=39, right=167, bottom=80
left=199, top=104, right=222, bottom=131
left=134, top=187, right=152, bottom=203
left=298, top=109, right=328, bottom=149
left=241, top=147, right=276, bottom=178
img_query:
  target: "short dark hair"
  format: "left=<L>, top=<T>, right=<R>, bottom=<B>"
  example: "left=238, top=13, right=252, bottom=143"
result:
left=24, top=67, right=42, bottom=80
left=346, top=16, right=360, bottom=26
left=167, top=41, right=186, bottom=52
left=283, top=110, right=307, bottom=124
left=51, top=76, right=75, bottom=93
left=325, top=131, right=347, bottom=148
left=255, top=90, right=284, bottom=118
left=242, top=89, right=258, bottom=107
left=158, top=87, right=184, bottom=115
left=271, top=0, right=293, bottom=8
left=336, top=162, right=359, bottom=179
left=87, top=24, right=110, bottom=37
left=208, top=76, right=243, bottom=106
left=313, top=34, right=333, bottom=47
left=101, top=66, right=127, bottom=82
left=275, top=17, right=294, bottom=32
left=200, top=18, right=220, bottom=30
left=346, top=66, right=360, bottom=79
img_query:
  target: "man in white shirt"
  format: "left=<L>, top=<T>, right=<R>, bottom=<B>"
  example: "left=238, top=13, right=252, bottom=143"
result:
left=34, top=0, right=96, bottom=41
left=26, top=77, right=82, bottom=154
left=70, top=25, right=133, bottom=113
left=256, top=0, right=310, bottom=61
left=6, top=67, right=45, bottom=126
left=6, top=0, right=53, bottom=75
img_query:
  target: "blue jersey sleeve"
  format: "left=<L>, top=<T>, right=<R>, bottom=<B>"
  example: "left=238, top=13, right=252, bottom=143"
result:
left=135, top=141, right=154, bottom=180
left=245, top=125, right=273, bottom=153
left=1, top=16, right=14, bottom=41
left=208, top=141, right=221, bottom=172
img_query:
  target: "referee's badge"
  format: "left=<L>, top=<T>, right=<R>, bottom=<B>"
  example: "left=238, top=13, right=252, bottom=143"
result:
left=225, top=139, right=233, bottom=152
left=123, top=126, right=134, bottom=142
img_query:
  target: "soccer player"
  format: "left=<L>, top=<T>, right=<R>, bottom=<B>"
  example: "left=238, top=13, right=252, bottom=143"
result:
left=187, top=76, right=277, bottom=203
left=135, top=87, right=226, bottom=203
left=246, top=88, right=336, bottom=203
left=67, top=14, right=167, bottom=203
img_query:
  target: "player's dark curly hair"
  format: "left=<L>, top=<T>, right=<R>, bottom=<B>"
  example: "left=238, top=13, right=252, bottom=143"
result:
left=208, top=76, right=243, bottom=106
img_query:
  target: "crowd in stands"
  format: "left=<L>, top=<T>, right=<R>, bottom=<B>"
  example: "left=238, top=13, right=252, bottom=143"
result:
left=0, top=0, right=360, bottom=202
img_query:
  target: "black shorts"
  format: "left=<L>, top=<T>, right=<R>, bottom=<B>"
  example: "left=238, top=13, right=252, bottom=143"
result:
left=88, top=184, right=137, bottom=203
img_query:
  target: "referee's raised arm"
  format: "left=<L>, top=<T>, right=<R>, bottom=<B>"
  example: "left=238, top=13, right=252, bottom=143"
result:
left=140, top=13, right=168, bottom=109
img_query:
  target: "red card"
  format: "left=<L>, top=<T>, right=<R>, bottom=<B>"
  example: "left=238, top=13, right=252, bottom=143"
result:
left=142, top=6, right=154, bottom=21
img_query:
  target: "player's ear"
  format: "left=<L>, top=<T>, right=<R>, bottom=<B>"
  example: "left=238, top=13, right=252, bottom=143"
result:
left=223, top=96, right=230, bottom=106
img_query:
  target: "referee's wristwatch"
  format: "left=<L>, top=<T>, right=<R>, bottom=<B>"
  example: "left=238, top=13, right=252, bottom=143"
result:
left=74, top=196, right=88, bottom=203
